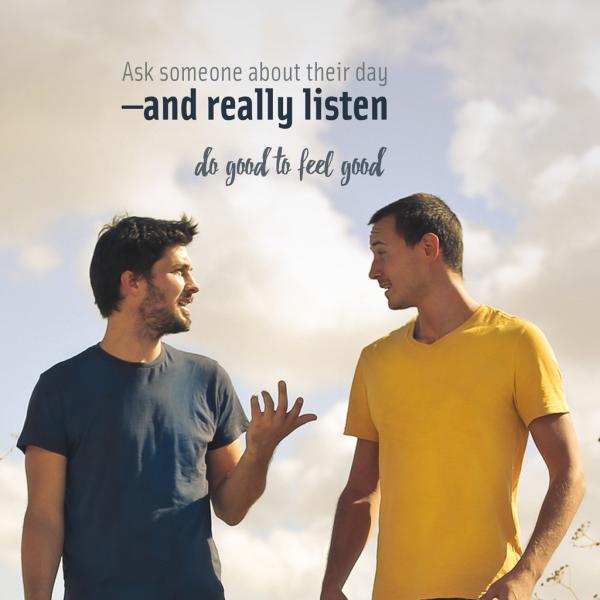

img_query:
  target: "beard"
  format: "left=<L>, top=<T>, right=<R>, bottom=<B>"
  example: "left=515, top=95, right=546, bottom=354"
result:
left=139, top=281, right=191, bottom=338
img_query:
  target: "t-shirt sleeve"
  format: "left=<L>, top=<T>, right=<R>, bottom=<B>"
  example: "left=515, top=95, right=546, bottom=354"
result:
left=344, top=350, right=379, bottom=442
left=208, top=363, right=249, bottom=450
left=514, top=322, right=569, bottom=427
left=17, top=373, right=69, bottom=456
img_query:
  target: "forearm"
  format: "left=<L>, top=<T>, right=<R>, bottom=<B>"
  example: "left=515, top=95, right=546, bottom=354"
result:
left=22, top=508, right=63, bottom=600
left=209, top=382, right=317, bottom=525
left=321, top=486, right=379, bottom=596
left=515, top=467, right=585, bottom=581
left=211, top=446, right=272, bottom=525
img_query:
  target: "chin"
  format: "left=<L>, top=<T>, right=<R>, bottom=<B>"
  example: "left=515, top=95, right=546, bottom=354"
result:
left=178, top=311, right=192, bottom=330
left=174, top=314, right=192, bottom=332
left=387, top=297, right=411, bottom=311
left=158, top=312, right=192, bottom=335
left=162, top=321, right=190, bottom=335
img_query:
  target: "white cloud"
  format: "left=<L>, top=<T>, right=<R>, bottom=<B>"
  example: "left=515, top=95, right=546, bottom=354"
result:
left=19, top=244, right=61, bottom=273
left=450, top=97, right=557, bottom=201
left=530, top=145, right=600, bottom=217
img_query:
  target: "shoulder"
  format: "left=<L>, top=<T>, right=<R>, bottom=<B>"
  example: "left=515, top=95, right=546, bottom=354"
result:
left=164, top=343, right=218, bottom=368
left=38, top=345, right=100, bottom=385
left=479, top=306, right=549, bottom=342
left=475, top=306, right=559, bottom=365
left=360, top=319, right=415, bottom=361
left=163, top=344, right=232, bottom=381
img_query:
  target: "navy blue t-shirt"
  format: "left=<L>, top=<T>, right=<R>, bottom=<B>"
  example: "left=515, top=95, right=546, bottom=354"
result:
left=18, top=343, right=249, bottom=600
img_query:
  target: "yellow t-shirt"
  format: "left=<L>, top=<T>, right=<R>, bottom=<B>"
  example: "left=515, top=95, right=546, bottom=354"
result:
left=344, top=305, right=568, bottom=600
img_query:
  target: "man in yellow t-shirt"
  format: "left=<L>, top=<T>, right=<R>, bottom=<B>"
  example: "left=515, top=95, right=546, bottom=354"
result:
left=321, top=194, right=585, bottom=600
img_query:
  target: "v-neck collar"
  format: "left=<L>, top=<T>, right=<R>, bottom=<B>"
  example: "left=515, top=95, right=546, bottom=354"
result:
left=406, top=304, right=488, bottom=348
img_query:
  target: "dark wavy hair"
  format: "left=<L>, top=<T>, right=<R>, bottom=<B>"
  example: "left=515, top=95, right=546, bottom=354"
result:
left=90, top=214, right=198, bottom=317
left=369, top=193, right=464, bottom=275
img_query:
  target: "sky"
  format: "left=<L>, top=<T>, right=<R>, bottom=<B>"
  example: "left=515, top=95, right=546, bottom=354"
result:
left=1, top=1, right=599, bottom=598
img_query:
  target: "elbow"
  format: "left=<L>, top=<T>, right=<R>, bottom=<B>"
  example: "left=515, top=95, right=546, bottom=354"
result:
left=573, top=469, right=586, bottom=512
left=220, top=512, right=245, bottom=527
left=339, top=484, right=380, bottom=523
left=213, top=504, right=247, bottom=527
left=574, top=466, right=586, bottom=500
left=341, top=481, right=380, bottom=506
left=552, top=464, right=586, bottom=502
left=568, top=463, right=586, bottom=497
left=23, top=505, right=64, bottom=532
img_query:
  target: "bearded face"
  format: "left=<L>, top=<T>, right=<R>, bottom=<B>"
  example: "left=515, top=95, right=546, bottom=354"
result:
left=139, top=279, right=193, bottom=338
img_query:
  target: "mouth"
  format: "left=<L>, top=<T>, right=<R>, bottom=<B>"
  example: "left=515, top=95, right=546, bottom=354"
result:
left=177, top=296, right=193, bottom=310
left=379, top=281, right=392, bottom=295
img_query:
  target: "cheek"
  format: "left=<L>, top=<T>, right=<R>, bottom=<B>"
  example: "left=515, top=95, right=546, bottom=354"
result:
left=173, top=280, right=186, bottom=296
left=164, top=276, right=184, bottom=297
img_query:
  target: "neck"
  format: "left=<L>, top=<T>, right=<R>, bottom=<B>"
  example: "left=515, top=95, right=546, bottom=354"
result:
left=414, top=273, right=480, bottom=344
left=100, top=312, right=163, bottom=363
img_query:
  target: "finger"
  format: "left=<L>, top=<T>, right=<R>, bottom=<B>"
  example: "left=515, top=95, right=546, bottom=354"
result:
left=288, top=396, right=305, bottom=419
left=261, top=390, right=275, bottom=414
left=250, top=395, right=261, bottom=420
left=290, top=412, right=318, bottom=433
left=276, top=380, right=288, bottom=415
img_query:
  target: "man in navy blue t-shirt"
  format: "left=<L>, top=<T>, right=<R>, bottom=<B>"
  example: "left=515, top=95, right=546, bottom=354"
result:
left=18, top=215, right=316, bottom=600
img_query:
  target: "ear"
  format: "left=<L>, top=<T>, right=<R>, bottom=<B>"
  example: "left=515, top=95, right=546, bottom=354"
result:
left=420, top=233, right=441, bottom=262
left=120, top=270, right=145, bottom=299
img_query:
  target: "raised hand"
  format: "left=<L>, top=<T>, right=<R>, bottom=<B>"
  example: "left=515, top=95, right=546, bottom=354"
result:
left=246, top=380, right=317, bottom=457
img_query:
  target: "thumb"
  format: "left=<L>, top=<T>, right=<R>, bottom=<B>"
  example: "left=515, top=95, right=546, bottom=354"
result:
left=290, top=413, right=318, bottom=432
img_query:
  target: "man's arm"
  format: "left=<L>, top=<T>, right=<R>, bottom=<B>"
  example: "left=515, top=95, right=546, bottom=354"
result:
left=207, top=380, right=316, bottom=526
left=480, top=413, right=585, bottom=600
left=321, top=438, right=380, bottom=600
left=22, top=445, right=66, bottom=600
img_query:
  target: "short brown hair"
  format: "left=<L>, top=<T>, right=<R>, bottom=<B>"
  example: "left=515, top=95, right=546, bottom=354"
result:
left=369, top=193, right=463, bottom=275
left=90, top=214, right=198, bottom=317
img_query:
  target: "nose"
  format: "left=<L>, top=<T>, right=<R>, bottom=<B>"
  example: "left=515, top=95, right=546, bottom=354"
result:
left=369, top=259, right=381, bottom=280
left=186, top=273, right=200, bottom=294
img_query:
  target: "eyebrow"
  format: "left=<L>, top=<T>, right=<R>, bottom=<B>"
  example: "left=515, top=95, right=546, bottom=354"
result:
left=171, top=262, right=193, bottom=270
left=369, top=240, right=387, bottom=249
